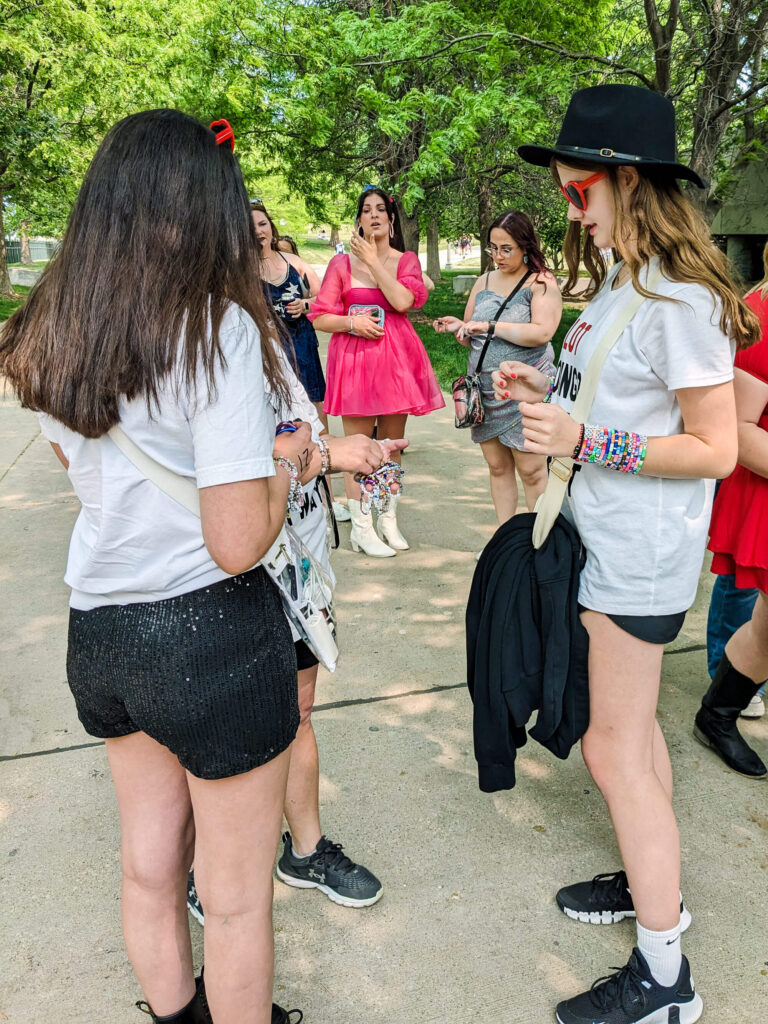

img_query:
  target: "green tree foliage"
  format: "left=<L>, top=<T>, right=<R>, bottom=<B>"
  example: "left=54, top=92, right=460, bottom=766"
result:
left=0, top=0, right=207, bottom=294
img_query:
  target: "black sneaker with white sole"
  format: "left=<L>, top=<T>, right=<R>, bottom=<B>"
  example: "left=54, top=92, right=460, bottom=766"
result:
left=186, top=869, right=205, bottom=926
left=556, top=870, right=692, bottom=931
left=555, top=947, right=703, bottom=1024
left=276, top=832, right=383, bottom=908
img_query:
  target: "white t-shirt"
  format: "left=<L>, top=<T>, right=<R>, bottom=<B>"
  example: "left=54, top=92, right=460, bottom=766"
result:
left=39, top=304, right=277, bottom=610
left=553, top=261, right=735, bottom=615
left=269, top=352, right=335, bottom=583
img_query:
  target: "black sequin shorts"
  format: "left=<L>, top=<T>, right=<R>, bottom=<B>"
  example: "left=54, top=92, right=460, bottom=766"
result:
left=66, top=567, right=299, bottom=779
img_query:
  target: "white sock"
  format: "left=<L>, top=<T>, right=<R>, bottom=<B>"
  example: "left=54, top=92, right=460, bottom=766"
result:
left=636, top=919, right=682, bottom=987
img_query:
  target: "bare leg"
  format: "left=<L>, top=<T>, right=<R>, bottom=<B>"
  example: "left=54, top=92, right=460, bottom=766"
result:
left=106, top=732, right=196, bottom=1016
left=188, top=748, right=291, bottom=1024
left=479, top=437, right=519, bottom=524
left=580, top=611, right=680, bottom=931
left=313, top=401, right=328, bottom=431
left=510, top=448, right=549, bottom=512
left=725, top=591, right=768, bottom=681
left=283, top=664, right=322, bottom=855
left=341, top=415, right=376, bottom=500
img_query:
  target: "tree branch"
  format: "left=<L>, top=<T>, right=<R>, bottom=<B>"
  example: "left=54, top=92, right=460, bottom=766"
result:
left=711, top=76, right=768, bottom=119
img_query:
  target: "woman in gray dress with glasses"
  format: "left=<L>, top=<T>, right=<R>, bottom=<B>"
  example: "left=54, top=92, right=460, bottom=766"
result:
left=434, top=210, right=562, bottom=523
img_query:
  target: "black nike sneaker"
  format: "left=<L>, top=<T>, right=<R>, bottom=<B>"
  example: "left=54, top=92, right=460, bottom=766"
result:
left=186, top=869, right=205, bottom=926
left=555, top=947, right=703, bottom=1024
left=556, top=870, right=692, bottom=931
left=276, top=832, right=383, bottom=908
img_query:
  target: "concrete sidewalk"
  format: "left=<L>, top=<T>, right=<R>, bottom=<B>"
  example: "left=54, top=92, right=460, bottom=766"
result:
left=1, top=383, right=767, bottom=1024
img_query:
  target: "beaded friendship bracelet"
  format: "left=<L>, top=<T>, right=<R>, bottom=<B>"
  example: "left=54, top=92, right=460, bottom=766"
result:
left=359, top=461, right=404, bottom=514
left=317, top=437, right=332, bottom=475
left=542, top=375, right=557, bottom=404
left=573, top=424, right=648, bottom=474
left=273, top=455, right=304, bottom=513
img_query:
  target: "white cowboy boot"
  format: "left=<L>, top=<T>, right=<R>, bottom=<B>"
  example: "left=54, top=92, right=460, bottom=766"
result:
left=375, top=495, right=409, bottom=550
left=348, top=498, right=396, bottom=557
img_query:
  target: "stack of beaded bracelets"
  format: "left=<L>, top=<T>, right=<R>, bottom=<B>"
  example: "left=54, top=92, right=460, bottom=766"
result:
left=572, top=424, right=648, bottom=474
left=317, top=437, right=331, bottom=475
left=273, top=456, right=304, bottom=514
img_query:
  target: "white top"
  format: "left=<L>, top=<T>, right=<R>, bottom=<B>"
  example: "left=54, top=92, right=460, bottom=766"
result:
left=39, top=304, right=277, bottom=610
left=554, top=261, right=735, bottom=615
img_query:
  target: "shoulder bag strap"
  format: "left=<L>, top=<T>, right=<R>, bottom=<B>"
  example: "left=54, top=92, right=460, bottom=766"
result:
left=531, top=267, right=662, bottom=549
left=475, top=270, right=533, bottom=373
left=106, top=426, right=287, bottom=567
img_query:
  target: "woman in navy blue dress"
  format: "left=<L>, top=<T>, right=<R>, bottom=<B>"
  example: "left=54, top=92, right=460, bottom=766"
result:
left=251, top=202, right=327, bottom=420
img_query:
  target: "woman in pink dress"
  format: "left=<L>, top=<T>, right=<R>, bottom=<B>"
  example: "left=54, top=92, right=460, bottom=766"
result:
left=310, top=186, right=444, bottom=556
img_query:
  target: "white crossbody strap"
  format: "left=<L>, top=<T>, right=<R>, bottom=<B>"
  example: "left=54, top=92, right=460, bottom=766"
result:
left=531, top=267, right=662, bottom=549
left=107, top=426, right=287, bottom=569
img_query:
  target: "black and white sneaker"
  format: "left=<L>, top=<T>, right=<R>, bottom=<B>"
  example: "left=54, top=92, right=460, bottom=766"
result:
left=556, top=947, right=703, bottom=1024
left=186, top=869, right=205, bottom=926
left=556, top=870, right=692, bottom=931
left=276, top=832, right=383, bottom=908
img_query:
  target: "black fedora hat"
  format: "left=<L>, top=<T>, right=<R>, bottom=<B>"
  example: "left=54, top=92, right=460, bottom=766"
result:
left=518, top=84, right=706, bottom=189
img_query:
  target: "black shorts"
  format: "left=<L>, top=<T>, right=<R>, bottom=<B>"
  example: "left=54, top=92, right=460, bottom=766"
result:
left=294, top=639, right=319, bottom=671
left=579, top=605, right=686, bottom=645
left=66, top=567, right=299, bottom=780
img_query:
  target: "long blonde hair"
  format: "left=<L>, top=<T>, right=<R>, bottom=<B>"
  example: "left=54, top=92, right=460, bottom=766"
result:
left=552, top=159, right=761, bottom=350
left=745, top=239, right=768, bottom=301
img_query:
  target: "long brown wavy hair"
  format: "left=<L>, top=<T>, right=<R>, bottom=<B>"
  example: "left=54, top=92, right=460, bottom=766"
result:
left=0, top=109, right=289, bottom=437
left=551, top=158, right=760, bottom=349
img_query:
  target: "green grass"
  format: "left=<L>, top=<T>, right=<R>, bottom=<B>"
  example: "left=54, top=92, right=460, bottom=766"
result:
left=0, top=285, right=30, bottom=322
left=413, top=271, right=580, bottom=390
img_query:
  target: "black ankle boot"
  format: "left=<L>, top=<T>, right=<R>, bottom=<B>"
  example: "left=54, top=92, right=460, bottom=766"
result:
left=273, top=1004, right=303, bottom=1023
left=694, top=655, right=767, bottom=778
left=137, top=976, right=210, bottom=1023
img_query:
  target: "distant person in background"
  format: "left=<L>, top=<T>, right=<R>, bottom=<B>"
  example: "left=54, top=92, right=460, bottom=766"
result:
left=251, top=202, right=326, bottom=423
left=310, top=186, right=444, bottom=557
left=434, top=210, right=561, bottom=523
left=277, top=234, right=300, bottom=256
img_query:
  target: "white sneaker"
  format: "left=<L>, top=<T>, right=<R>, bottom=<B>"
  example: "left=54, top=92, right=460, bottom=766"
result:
left=741, top=693, right=765, bottom=719
left=332, top=500, right=351, bottom=522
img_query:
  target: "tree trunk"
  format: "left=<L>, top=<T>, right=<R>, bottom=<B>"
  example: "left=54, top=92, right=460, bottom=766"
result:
left=426, top=216, right=442, bottom=281
left=396, top=200, right=420, bottom=254
left=329, top=226, right=340, bottom=248
left=478, top=181, right=493, bottom=274
left=0, top=202, right=16, bottom=299
left=20, top=221, right=32, bottom=265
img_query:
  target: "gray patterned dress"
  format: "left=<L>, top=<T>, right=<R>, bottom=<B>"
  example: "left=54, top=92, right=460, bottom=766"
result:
left=467, top=272, right=555, bottom=449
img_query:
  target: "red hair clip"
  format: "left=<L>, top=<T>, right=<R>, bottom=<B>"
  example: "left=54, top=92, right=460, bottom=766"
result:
left=210, top=118, right=235, bottom=152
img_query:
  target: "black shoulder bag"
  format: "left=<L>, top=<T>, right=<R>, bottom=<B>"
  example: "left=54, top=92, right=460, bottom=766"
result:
left=451, top=270, right=533, bottom=428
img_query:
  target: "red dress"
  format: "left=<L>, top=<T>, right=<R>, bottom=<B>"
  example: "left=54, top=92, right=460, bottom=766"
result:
left=708, top=289, right=768, bottom=592
left=309, top=252, right=445, bottom=418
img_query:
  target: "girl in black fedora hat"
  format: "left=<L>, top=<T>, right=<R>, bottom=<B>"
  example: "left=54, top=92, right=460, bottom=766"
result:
left=493, top=83, right=760, bottom=1024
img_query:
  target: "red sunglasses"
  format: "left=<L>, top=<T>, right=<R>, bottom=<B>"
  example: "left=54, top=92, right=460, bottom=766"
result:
left=560, top=170, right=607, bottom=211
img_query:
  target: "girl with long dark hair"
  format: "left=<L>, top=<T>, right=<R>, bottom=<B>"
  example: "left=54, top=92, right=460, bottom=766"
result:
left=433, top=210, right=562, bottom=522
left=492, top=84, right=760, bottom=1024
left=250, top=203, right=325, bottom=421
left=310, top=186, right=444, bottom=557
left=0, top=109, right=312, bottom=1024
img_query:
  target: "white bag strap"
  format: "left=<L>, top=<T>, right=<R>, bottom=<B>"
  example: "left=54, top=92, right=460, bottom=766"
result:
left=108, top=426, right=201, bottom=514
left=107, top=425, right=287, bottom=568
left=531, top=267, right=662, bottom=549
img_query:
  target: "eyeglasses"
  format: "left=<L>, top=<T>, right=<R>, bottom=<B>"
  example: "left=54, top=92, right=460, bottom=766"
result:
left=484, top=245, right=518, bottom=258
left=559, top=170, right=607, bottom=211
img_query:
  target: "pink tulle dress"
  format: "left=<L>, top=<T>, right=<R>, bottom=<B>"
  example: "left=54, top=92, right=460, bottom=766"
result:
left=309, top=252, right=445, bottom=418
